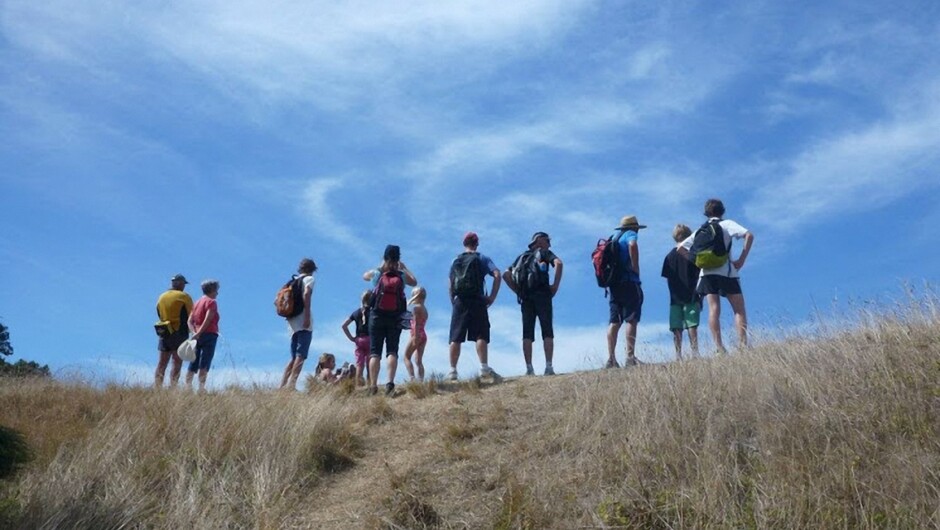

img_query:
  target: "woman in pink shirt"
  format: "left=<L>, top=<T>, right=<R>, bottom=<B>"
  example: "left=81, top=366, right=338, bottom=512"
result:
left=186, top=279, right=220, bottom=392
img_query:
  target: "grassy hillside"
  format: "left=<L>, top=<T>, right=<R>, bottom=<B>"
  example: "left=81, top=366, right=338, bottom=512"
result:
left=1, top=307, right=938, bottom=529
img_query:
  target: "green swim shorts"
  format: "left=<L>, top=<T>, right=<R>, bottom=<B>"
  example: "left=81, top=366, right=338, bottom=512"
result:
left=669, top=302, right=700, bottom=331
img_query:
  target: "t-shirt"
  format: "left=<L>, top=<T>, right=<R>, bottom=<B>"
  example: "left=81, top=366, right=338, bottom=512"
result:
left=156, top=289, right=194, bottom=334
left=450, top=252, right=498, bottom=297
left=191, top=296, right=220, bottom=334
left=661, top=248, right=700, bottom=305
left=349, top=308, right=371, bottom=337
left=287, top=274, right=316, bottom=333
left=679, top=218, right=749, bottom=278
left=506, top=248, right=559, bottom=293
left=611, top=229, right=640, bottom=283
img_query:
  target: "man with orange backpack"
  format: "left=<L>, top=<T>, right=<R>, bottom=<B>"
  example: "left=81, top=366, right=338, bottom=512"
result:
left=362, top=245, right=417, bottom=396
left=277, top=258, right=317, bottom=390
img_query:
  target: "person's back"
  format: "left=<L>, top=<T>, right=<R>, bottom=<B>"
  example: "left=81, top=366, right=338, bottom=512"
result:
left=662, top=224, right=701, bottom=359
left=157, top=289, right=193, bottom=334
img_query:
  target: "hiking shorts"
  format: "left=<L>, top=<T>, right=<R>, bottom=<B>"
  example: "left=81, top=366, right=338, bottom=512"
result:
left=697, top=275, right=742, bottom=297
left=609, top=282, right=643, bottom=324
left=369, top=313, right=402, bottom=358
left=521, top=292, right=554, bottom=341
left=189, top=333, right=218, bottom=372
left=449, top=296, right=490, bottom=343
left=290, top=330, right=312, bottom=361
left=158, top=327, right=188, bottom=353
left=669, top=303, right=701, bottom=331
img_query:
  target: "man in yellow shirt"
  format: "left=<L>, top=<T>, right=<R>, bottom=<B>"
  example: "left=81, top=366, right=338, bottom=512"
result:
left=155, top=274, right=194, bottom=388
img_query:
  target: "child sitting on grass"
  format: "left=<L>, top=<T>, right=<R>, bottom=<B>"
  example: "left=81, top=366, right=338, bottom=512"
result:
left=403, top=286, right=428, bottom=382
left=314, top=353, right=355, bottom=384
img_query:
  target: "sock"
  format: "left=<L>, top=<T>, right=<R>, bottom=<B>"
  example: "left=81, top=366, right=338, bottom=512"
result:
left=480, top=363, right=489, bottom=371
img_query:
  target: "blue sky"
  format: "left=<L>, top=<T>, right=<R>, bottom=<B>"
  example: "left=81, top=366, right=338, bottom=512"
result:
left=2, top=1, right=939, bottom=387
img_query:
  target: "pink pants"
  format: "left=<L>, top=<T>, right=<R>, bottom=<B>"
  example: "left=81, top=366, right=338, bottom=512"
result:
left=354, top=336, right=370, bottom=372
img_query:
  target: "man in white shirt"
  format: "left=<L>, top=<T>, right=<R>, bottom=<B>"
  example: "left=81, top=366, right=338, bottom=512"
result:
left=281, top=258, right=316, bottom=390
left=680, top=199, right=754, bottom=353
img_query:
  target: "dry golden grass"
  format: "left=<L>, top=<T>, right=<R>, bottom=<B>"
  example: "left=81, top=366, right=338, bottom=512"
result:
left=1, top=302, right=938, bottom=528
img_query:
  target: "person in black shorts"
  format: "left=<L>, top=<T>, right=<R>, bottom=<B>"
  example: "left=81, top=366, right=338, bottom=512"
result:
left=503, top=231, right=564, bottom=376
left=154, top=274, right=193, bottom=388
left=605, top=216, right=646, bottom=368
left=447, top=232, right=502, bottom=382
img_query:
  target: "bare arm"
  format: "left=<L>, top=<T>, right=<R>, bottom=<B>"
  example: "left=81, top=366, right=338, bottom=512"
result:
left=302, top=285, right=312, bottom=329
left=629, top=241, right=640, bottom=276
left=341, top=317, right=355, bottom=342
left=400, top=263, right=417, bottom=286
left=502, top=270, right=519, bottom=295
left=362, top=269, right=377, bottom=282
left=192, top=308, right=215, bottom=338
left=487, top=269, right=502, bottom=306
left=551, top=258, right=564, bottom=296
left=732, top=232, right=755, bottom=270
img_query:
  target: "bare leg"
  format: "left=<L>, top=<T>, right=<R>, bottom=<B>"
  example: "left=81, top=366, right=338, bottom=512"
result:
left=606, top=323, right=621, bottom=365
left=672, top=330, right=683, bottom=361
left=726, top=293, right=749, bottom=349
left=155, top=351, right=171, bottom=388
left=543, top=337, right=554, bottom=365
left=287, top=359, right=305, bottom=389
left=386, top=354, right=398, bottom=385
left=185, top=370, right=195, bottom=389
left=705, top=294, right=726, bottom=354
left=403, top=338, right=416, bottom=380
left=198, top=369, right=208, bottom=392
left=689, top=327, right=700, bottom=357
left=280, top=359, right=294, bottom=388
left=168, top=354, right=182, bottom=388
left=475, top=339, right=488, bottom=366
left=449, top=342, right=461, bottom=371
left=522, top=339, right=533, bottom=366
left=368, top=356, right=381, bottom=389
left=415, top=342, right=426, bottom=381
left=624, top=320, right=638, bottom=362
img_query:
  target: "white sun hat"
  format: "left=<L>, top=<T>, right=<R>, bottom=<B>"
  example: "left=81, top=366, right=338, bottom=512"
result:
left=177, top=339, right=197, bottom=362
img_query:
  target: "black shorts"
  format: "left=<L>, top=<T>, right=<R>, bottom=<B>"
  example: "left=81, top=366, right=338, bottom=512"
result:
left=369, top=313, right=403, bottom=358
left=158, top=328, right=188, bottom=353
left=609, top=282, right=643, bottom=324
left=449, top=296, right=490, bottom=344
left=697, top=275, right=742, bottom=297
left=521, top=291, right=553, bottom=341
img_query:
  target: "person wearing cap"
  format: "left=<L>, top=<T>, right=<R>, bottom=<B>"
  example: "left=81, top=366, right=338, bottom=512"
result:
left=280, top=258, right=317, bottom=390
left=362, top=245, right=417, bottom=396
left=503, top=231, right=564, bottom=375
left=678, top=198, right=754, bottom=353
left=447, top=232, right=502, bottom=382
left=155, top=274, right=194, bottom=388
left=606, top=216, right=646, bottom=368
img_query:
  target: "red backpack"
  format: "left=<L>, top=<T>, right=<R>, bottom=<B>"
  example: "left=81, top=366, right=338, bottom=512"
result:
left=592, top=230, right=627, bottom=289
left=372, top=271, right=406, bottom=316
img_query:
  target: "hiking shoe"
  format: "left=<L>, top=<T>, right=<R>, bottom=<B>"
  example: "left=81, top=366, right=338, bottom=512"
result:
left=385, top=382, right=395, bottom=397
left=525, top=366, right=535, bottom=376
left=368, top=386, right=378, bottom=396
left=480, top=367, right=502, bottom=382
left=447, top=369, right=458, bottom=382
left=543, top=366, right=555, bottom=376
left=625, top=356, right=641, bottom=367
left=605, top=359, right=620, bottom=369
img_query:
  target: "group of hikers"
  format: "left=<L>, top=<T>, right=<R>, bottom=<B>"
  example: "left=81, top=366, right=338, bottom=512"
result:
left=152, top=198, right=754, bottom=395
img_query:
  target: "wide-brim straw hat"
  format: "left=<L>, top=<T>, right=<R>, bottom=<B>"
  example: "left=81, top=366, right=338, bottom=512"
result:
left=618, top=215, right=647, bottom=230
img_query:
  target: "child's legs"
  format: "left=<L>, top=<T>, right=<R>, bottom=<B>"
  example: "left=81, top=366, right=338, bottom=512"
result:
left=688, top=327, right=700, bottom=356
left=403, top=336, right=416, bottom=379
left=415, top=339, right=426, bottom=380
left=672, top=330, right=683, bottom=358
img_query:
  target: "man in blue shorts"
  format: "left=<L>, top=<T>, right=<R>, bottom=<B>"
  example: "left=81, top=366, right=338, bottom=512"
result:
left=606, top=216, right=646, bottom=368
left=447, top=232, right=502, bottom=382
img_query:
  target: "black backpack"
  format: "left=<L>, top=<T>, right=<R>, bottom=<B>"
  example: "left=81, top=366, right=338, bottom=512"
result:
left=452, top=252, right=484, bottom=297
left=510, top=250, right=548, bottom=300
left=690, top=220, right=730, bottom=269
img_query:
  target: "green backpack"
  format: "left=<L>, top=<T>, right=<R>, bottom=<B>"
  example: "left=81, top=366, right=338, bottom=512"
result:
left=690, top=220, right=730, bottom=269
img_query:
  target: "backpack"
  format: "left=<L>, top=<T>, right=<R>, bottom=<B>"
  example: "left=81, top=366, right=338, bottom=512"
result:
left=452, top=252, right=484, bottom=297
left=371, top=270, right=407, bottom=317
left=510, top=250, right=548, bottom=300
left=274, top=276, right=306, bottom=318
left=592, top=230, right=628, bottom=288
left=690, top=220, right=730, bottom=269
